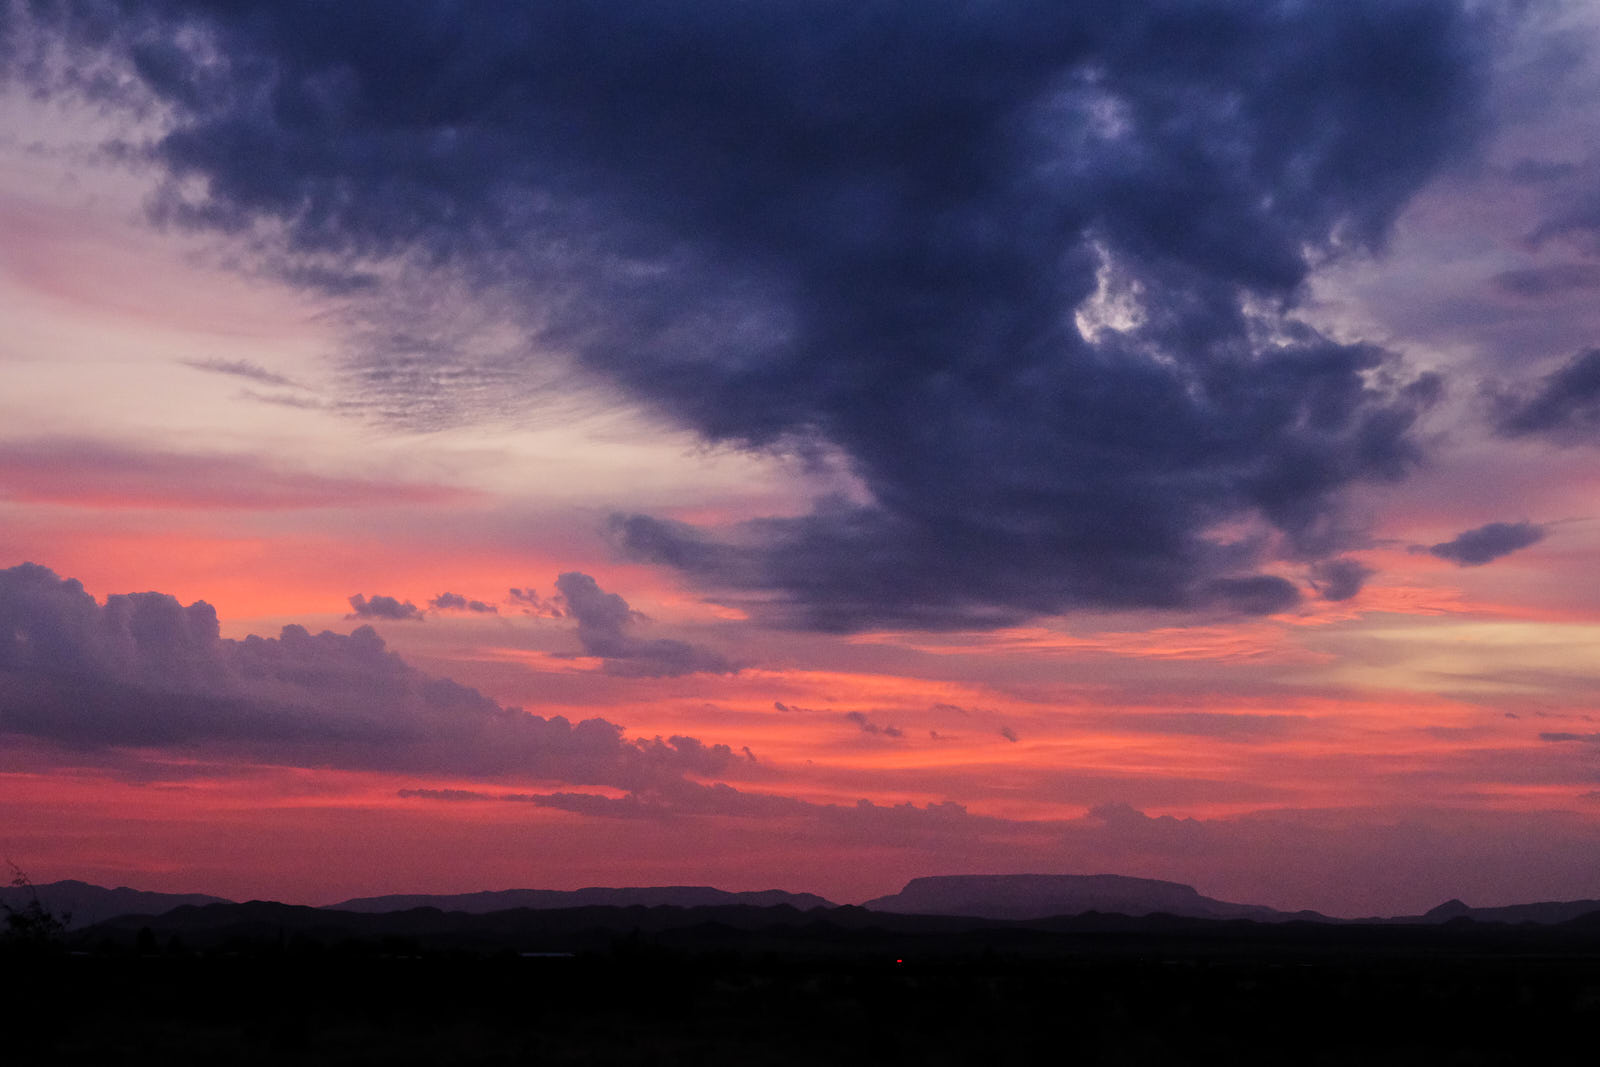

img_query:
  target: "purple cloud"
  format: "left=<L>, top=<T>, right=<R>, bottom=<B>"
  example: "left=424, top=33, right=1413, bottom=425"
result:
left=844, top=711, right=903, bottom=739
left=0, top=563, right=736, bottom=789
left=429, top=592, right=498, bottom=615
left=507, top=587, right=564, bottom=617
left=346, top=594, right=425, bottom=622
left=1308, top=558, right=1375, bottom=602
left=1494, top=349, right=1600, bottom=442
left=555, top=572, right=735, bottom=677
left=1422, top=522, right=1546, bottom=567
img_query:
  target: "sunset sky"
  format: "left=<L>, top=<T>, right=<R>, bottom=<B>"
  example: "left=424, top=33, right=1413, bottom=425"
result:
left=4, top=1, right=1600, bottom=917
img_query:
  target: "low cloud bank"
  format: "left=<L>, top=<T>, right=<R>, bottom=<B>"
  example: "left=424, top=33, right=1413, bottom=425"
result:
left=0, top=563, right=734, bottom=788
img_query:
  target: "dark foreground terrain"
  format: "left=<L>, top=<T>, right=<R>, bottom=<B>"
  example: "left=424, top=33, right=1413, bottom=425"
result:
left=6, top=909, right=1600, bottom=1064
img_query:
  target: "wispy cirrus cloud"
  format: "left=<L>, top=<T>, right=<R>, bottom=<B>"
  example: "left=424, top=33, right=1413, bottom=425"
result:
left=0, top=438, right=477, bottom=510
left=179, top=357, right=307, bottom=390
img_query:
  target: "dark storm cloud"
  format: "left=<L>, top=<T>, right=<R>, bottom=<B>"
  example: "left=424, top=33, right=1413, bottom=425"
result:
left=429, top=592, right=498, bottom=615
left=17, top=1, right=1493, bottom=629
left=0, top=563, right=735, bottom=786
left=1493, top=348, right=1600, bottom=441
left=1421, top=521, right=1545, bottom=567
left=555, top=572, right=735, bottom=677
left=346, top=593, right=424, bottom=622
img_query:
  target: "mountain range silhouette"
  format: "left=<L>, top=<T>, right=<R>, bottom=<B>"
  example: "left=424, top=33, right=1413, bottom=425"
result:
left=329, top=886, right=834, bottom=914
left=7, top=873, right=1599, bottom=931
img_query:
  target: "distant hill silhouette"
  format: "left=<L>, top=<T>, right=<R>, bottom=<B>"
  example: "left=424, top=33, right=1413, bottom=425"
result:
left=862, top=874, right=1324, bottom=922
left=86, top=899, right=883, bottom=956
left=328, top=886, right=835, bottom=913
left=1410, top=897, right=1600, bottom=925
left=0, top=879, right=230, bottom=929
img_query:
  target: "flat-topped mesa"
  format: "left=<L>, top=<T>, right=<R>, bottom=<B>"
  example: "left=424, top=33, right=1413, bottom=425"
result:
left=863, top=873, right=1281, bottom=921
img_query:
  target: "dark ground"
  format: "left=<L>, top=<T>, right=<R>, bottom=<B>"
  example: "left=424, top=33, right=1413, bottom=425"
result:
left=5, top=912, right=1599, bottom=1064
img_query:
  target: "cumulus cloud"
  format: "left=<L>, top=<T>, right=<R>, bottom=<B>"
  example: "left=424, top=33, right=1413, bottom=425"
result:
left=1420, top=522, right=1546, bottom=567
left=555, top=572, right=735, bottom=677
left=13, top=1, right=1492, bottom=630
left=428, top=592, right=498, bottom=615
left=346, top=593, right=425, bottom=622
left=0, top=563, right=735, bottom=787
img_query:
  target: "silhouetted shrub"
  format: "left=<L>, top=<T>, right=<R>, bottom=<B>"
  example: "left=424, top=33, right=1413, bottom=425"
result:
left=1, top=863, right=68, bottom=953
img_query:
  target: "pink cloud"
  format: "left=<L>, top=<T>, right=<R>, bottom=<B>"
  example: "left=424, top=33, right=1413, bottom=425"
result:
left=0, top=438, right=478, bottom=510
